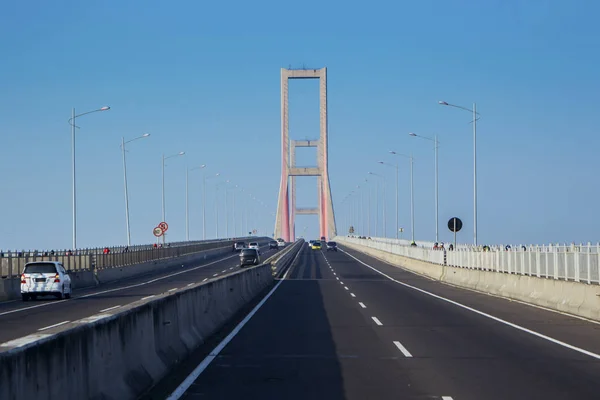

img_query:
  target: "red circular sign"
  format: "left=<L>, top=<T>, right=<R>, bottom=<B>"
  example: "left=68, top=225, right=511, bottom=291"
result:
left=159, top=222, right=169, bottom=232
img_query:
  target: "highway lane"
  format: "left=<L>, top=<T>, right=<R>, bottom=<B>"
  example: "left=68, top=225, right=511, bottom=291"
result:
left=0, top=244, right=278, bottom=343
left=161, top=243, right=600, bottom=400
left=164, top=244, right=456, bottom=400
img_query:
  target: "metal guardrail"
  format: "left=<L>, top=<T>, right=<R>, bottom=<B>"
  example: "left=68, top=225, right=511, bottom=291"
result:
left=0, top=237, right=262, bottom=279
left=337, top=236, right=600, bottom=285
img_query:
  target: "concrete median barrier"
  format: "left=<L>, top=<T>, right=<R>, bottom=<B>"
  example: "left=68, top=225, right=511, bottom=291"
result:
left=338, top=237, right=600, bottom=322
left=0, top=263, right=274, bottom=400
left=0, top=238, right=270, bottom=301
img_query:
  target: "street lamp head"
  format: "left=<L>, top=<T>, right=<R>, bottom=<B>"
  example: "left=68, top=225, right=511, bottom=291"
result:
left=408, top=132, right=417, bottom=137
left=389, top=151, right=397, bottom=155
left=200, top=164, right=206, bottom=168
left=215, top=172, right=220, bottom=176
left=368, top=172, right=374, bottom=175
left=100, top=106, right=110, bottom=111
left=178, top=151, right=185, bottom=155
left=438, top=101, right=449, bottom=106
left=142, top=133, right=150, bottom=137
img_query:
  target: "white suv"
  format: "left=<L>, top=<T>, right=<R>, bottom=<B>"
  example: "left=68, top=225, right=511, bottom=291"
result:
left=248, top=242, right=259, bottom=252
left=21, top=261, right=72, bottom=301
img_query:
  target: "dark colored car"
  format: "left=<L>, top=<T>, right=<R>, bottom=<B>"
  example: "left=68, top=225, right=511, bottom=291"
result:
left=326, top=241, right=337, bottom=251
left=320, top=236, right=326, bottom=242
left=240, top=248, right=261, bottom=267
left=269, top=240, right=278, bottom=249
left=233, top=241, right=246, bottom=252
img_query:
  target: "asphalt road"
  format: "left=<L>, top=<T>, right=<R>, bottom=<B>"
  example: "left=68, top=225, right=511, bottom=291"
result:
left=0, top=243, right=278, bottom=343
left=163, top=243, right=600, bottom=400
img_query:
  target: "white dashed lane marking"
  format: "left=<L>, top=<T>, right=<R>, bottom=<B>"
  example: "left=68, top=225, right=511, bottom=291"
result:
left=99, top=305, right=121, bottom=313
left=38, top=321, right=70, bottom=331
left=393, top=341, right=413, bottom=357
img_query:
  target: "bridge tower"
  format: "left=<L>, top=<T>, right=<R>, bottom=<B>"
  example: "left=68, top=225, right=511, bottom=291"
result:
left=274, top=67, right=337, bottom=242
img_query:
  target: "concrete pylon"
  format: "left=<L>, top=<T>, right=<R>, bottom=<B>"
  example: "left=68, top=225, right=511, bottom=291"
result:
left=274, top=67, right=337, bottom=241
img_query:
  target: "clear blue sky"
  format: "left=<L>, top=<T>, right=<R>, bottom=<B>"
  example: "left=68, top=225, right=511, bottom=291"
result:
left=1, top=0, right=599, bottom=250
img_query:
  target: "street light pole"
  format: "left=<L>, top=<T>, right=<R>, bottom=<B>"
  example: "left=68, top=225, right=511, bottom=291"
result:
left=161, top=151, right=185, bottom=244
left=389, top=151, right=415, bottom=243
left=202, top=172, right=206, bottom=240
left=473, top=103, right=477, bottom=246
left=410, top=153, right=415, bottom=243
left=368, top=172, right=386, bottom=237
left=439, top=100, right=480, bottom=245
left=121, top=133, right=150, bottom=246
left=377, top=161, right=399, bottom=238
left=122, top=136, right=130, bottom=246
left=395, top=162, right=398, bottom=238
left=68, top=106, right=110, bottom=250
left=185, top=167, right=189, bottom=241
left=72, top=108, right=76, bottom=250
left=409, top=132, right=439, bottom=242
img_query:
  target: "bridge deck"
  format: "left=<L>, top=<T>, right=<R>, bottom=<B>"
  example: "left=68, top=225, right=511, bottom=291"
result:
left=154, top=244, right=600, bottom=400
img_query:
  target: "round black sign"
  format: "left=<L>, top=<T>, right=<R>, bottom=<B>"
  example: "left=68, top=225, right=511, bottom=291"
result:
left=448, top=217, right=463, bottom=233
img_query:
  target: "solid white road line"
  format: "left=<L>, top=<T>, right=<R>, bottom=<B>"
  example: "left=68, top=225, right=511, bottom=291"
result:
left=141, top=295, right=155, bottom=301
left=202, top=278, right=208, bottom=282
left=38, top=321, right=70, bottom=331
left=359, top=302, right=366, bottom=308
left=168, top=288, right=178, bottom=292
left=340, top=248, right=600, bottom=361
left=350, top=293, right=356, bottom=297
left=100, top=305, right=121, bottom=313
left=372, top=316, right=383, bottom=326
left=393, top=341, right=413, bottom=357
left=166, top=275, right=286, bottom=400
left=441, top=397, right=454, bottom=400
left=187, top=283, right=194, bottom=287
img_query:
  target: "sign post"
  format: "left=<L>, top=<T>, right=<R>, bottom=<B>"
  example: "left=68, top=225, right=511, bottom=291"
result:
left=447, top=217, right=463, bottom=249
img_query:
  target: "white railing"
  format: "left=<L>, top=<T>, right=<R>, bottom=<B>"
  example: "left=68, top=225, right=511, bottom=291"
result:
left=336, top=236, right=600, bottom=285
left=340, top=236, right=445, bottom=265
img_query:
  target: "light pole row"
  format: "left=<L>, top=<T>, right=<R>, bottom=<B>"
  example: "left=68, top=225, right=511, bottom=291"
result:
left=345, top=99, right=478, bottom=245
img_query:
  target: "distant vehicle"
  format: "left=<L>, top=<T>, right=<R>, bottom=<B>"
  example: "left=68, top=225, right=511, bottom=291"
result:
left=240, top=248, right=261, bottom=267
left=276, top=238, right=286, bottom=248
left=269, top=240, right=278, bottom=249
left=320, top=236, right=326, bottom=242
left=21, top=261, right=72, bottom=301
left=248, top=242, right=259, bottom=251
left=311, top=241, right=322, bottom=250
left=233, top=241, right=246, bottom=252
left=326, top=241, right=337, bottom=252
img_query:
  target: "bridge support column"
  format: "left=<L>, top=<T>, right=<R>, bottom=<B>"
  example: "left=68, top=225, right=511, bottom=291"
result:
left=274, top=67, right=337, bottom=241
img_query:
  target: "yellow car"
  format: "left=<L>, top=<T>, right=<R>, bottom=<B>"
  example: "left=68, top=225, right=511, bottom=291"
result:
left=311, top=241, right=322, bottom=250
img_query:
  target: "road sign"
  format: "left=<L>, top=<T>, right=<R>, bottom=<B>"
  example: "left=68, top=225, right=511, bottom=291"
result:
left=448, top=217, right=462, bottom=249
left=153, top=227, right=164, bottom=237
left=448, top=218, right=462, bottom=233
left=159, top=222, right=169, bottom=232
